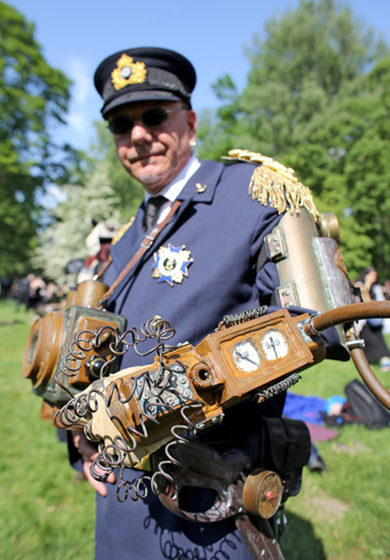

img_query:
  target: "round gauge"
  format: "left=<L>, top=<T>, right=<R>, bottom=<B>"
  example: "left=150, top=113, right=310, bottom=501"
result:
left=232, top=339, right=261, bottom=372
left=261, top=329, right=289, bottom=360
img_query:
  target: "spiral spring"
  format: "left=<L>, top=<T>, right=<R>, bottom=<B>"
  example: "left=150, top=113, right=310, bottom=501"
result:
left=54, top=329, right=101, bottom=399
left=111, top=316, right=176, bottom=360
left=53, top=316, right=176, bottom=398
left=115, top=401, right=203, bottom=503
left=54, top=315, right=176, bottom=429
left=149, top=402, right=203, bottom=493
left=55, top=359, right=200, bottom=499
left=256, top=373, right=301, bottom=403
left=53, top=314, right=206, bottom=504
left=54, top=375, right=131, bottom=429
left=220, top=305, right=268, bottom=328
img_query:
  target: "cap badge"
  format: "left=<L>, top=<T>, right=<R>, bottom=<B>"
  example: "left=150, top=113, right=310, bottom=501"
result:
left=196, top=183, right=207, bottom=193
left=111, top=54, right=147, bottom=90
left=152, top=244, right=193, bottom=286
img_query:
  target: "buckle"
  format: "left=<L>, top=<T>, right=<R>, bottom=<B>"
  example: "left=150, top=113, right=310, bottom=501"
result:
left=141, top=235, right=154, bottom=249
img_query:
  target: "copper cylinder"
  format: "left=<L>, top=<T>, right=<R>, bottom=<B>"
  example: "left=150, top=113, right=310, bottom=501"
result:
left=242, top=469, right=283, bottom=519
left=65, top=289, right=77, bottom=307
left=75, top=280, right=108, bottom=307
left=317, top=212, right=340, bottom=243
left=276, top=210, right=331, bottom=312
left=22, top=311, right=64, bottom=388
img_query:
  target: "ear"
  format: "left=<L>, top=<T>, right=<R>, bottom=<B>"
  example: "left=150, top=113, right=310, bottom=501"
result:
left=186, top=109, right=197, bottom=143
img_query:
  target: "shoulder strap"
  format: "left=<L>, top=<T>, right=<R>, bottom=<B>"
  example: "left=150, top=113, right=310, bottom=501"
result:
left=98, top=200, right=182, bottom=307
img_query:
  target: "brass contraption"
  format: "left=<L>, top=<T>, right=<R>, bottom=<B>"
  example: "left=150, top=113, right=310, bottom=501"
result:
left=22, top=280, right=126, bottom=413
left=54, top=308, right=323, bottom=467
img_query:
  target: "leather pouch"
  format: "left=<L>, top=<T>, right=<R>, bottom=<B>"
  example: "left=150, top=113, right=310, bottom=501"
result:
left=247, top=417, right=311, bottom=500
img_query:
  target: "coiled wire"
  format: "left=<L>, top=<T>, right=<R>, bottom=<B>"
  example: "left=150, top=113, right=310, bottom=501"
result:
left=54, top=376, right=134, bottom=428
left=54, top=329, right=99, bottom=399
left=150, top=402, right=203, bottom=493
left=54, top=316, right=206, bottom=505
left=115, top=401, right=203, bottom=503
left=256, top=373, right=301, bottom=403
left=220, top=305, right=268, bottom=328
left=53, top=316, right=176, bottom=398
left=54, top=338, right=203, bottom=504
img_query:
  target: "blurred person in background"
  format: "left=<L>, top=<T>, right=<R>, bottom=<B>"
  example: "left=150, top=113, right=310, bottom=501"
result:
left=382, top=279, right=390, bottom=335
left=357, top=267, right=390, bottom=371
left=77, top=220, right=118, bottom=284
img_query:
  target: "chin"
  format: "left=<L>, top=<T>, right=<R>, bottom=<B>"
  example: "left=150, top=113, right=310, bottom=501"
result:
left=135, top=167, right=170, bottom=192
left=138, top=171, right=165, bottom=185
left=140, top=178, right=168, bottom=195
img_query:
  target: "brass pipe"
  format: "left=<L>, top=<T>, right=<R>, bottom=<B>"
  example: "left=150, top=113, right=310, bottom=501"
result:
left=304, top=301, right=390, bottom=409
left=350, top=347, right=390, bottom=409
left=307, top=301, right=390, bottom=334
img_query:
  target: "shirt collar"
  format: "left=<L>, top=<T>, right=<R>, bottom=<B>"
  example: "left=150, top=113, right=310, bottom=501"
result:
left=144, top=155, right=201, bottom=203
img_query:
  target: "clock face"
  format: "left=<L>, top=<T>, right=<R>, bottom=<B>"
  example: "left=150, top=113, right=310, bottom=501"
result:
left=232, top=339, right=261, bottom=372
left=261, top=329, right=289, bottom=360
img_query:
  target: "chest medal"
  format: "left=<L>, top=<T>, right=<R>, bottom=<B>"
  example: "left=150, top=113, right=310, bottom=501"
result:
left=152, top=244, right=193, bottom=286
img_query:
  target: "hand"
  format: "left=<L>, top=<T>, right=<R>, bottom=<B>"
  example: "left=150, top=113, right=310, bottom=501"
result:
left=72, top=431, right=116, bottom=496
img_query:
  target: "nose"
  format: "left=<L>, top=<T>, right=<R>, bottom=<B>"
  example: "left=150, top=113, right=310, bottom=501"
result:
left=130, top=120, right=153, bottom=144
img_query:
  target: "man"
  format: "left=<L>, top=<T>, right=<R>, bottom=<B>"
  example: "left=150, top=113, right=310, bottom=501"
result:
left=70, top=47, right=338, bottom=559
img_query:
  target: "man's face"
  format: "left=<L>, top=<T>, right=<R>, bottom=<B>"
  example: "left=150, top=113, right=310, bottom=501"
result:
left=108, top=101, right=197, bottom=194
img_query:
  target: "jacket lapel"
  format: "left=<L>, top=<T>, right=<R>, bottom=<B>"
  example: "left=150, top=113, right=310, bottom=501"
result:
left=109, top=201, right=146, bottom=272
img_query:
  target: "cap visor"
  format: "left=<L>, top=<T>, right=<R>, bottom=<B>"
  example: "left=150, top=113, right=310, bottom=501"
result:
left=102, top=90, right=183, bottom=116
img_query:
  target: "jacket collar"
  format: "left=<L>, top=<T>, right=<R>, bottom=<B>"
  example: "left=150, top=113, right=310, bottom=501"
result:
left=177, top=159, right=224, bottom=204
left=109, top=160, right=225, bottom=297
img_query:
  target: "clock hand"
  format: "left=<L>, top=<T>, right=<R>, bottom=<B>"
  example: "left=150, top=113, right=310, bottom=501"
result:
left=269, top=337, right=278, bottom=359
left=234, top=349, right=258, bottom=366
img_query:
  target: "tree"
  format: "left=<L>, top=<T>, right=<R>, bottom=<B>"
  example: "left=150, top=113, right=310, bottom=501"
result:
left=0, top=2, right=74, bottom=275
left=198, top=0, right=389, bottom=279
left=31, top=118, right=144, bottom=286
left=33, top=161, right=122, bottom=286
left=340, top=60, right=390, bottom=275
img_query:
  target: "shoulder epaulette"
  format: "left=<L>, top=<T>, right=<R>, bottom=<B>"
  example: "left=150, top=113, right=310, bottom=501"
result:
left=111, top=217, right=135, bottom=245
left=223, top=148, right=319, bottom=221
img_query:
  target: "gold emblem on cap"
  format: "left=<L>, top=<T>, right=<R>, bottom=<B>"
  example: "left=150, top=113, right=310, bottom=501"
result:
left=111, top=54, right=147, bottom=90
left=196, top=183, right=207, bottom=193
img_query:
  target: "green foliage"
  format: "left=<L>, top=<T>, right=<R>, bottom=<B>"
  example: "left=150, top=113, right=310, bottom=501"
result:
left=0, top=1, right=74, bottom=276
left=1, top=299, right=389, bottom=559
left=33, top=161, right=122, bottom=286
left=199, top=0, right=390, bottom=280
left=31, top=120, right=145, bottom=287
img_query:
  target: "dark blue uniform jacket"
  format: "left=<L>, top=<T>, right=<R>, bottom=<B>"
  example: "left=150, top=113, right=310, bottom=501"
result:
left=104, top=160, right=281, bottom=354
left=79, top=159, right=337, bottom=559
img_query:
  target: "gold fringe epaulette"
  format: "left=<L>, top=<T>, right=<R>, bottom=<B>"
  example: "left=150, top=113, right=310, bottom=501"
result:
left=111, top=217, right=135, bottom=245
left=224, top=148, right=319, bottom=221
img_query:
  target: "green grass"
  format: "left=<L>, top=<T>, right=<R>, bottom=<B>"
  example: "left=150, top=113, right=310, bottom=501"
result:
left=0, top=300, right=94, bottom=560
left=0, top=299, right=389, bottom=559
left=281, top=351, right=390, bottom=560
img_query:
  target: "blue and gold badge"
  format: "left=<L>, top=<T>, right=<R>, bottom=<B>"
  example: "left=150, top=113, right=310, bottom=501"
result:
left=111, top=54, right=147, bottom=90
left=152, top=244, right=193, bottom=286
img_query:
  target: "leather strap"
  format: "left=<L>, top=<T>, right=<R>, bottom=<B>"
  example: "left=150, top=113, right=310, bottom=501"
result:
left=98, top=200, right=182, bottom=306
left=94, top=256, right=112, bottom=280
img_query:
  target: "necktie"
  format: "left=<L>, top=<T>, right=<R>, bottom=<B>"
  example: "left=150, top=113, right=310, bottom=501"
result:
left=144, top=195, right=167, bottom=230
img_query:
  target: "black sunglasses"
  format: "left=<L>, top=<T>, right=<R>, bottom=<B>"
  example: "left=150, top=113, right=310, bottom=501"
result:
left=108, top=106, right=186, bottom=135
